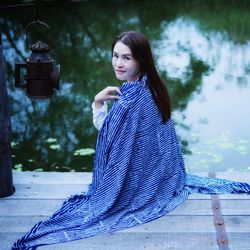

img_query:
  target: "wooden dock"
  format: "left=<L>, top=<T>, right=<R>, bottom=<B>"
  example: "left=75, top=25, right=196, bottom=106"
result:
left=1, top=171, right=250, bottom=250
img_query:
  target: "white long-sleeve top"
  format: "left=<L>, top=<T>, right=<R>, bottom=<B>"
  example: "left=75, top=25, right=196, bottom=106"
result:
left=92, top=101, right=108, bottom=131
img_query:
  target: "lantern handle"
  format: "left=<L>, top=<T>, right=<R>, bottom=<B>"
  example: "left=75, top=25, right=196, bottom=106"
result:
left=25, top=19, right=53, bottom=49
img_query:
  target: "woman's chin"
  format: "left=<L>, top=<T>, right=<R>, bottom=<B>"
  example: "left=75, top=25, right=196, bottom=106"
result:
left=115, top=74, right=126, bottom=81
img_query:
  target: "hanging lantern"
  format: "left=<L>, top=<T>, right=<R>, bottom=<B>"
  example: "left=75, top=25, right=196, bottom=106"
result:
left=15, top=20, right=60, bottom=98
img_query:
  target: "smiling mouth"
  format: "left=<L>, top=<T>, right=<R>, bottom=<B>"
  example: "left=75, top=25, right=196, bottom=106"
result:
left=116, top=70, right=126, bottom=73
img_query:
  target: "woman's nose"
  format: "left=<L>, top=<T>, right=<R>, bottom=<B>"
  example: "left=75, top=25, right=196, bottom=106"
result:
left=117, top=58, right=124, bottom=67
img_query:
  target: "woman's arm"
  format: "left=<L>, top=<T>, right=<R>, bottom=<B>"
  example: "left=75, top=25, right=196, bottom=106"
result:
left=92, top=86, right=122, bottom=131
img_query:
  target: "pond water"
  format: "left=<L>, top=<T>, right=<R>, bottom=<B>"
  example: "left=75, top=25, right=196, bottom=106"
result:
left=1, top=1, right=250, bottom=173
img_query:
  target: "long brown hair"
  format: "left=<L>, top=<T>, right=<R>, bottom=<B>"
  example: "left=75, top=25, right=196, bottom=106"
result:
left=111, top=31, right=171, bottom=123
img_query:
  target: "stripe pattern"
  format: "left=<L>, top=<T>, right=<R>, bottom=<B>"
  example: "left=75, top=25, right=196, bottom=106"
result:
left=12, top=75, right=250, bottom=249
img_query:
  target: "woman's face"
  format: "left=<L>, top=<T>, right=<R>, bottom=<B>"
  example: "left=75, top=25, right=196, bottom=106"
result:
left=112, top=41, right=141, bottom=82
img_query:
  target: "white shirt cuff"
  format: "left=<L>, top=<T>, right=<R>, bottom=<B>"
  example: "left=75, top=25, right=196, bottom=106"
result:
left=92, top=101, right=108, bottom=114
left=92, top=101, right=108, bottom=131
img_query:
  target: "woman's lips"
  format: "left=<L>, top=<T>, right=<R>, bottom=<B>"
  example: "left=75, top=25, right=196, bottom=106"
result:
left=116, top=70, right=126, bottom=74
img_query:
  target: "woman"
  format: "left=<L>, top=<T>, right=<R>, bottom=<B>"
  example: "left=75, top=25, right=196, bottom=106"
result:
left=13, top=31, right=250, bottom=250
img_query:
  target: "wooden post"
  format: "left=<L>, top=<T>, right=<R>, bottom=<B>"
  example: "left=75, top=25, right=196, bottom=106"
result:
left=0, top=33, right=15, bottom=197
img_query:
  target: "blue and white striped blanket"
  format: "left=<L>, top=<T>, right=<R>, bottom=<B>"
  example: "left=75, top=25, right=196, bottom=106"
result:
left=13, top=75, right=250, bottom=249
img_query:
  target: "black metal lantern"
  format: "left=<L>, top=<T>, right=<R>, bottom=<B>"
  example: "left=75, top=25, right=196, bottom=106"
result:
left=15, top=20, right=60, bottom=98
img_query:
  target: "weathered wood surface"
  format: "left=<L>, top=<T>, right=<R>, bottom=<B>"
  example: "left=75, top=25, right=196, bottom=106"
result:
left=0, top=171, right=250, bottom=250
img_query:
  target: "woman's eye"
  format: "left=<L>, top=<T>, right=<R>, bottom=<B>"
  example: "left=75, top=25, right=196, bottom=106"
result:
left=113, top=54, right=118, bottom=58
left=124, top=57, right=130, bottom=60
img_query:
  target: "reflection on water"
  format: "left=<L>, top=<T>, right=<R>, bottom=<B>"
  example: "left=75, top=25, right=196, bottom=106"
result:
left=156, top=17, right=250, bottom=172
left=1, top=1, right=250, bottom=172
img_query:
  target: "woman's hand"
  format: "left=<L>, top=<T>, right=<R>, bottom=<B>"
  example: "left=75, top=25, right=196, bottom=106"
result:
left=94, top=86, right=122, bottom=109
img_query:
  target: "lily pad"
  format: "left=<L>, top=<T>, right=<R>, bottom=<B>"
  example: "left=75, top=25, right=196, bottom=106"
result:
left=34, top=168, right=43, bottom=172
left=14, top=163, right=23, bottom=170
left=74, top=148, right=95, bottom=156
left=11, top=141, right=18, bottom=148
left=212, top=154, right=223, bottom=163
left=217, top=142, right=234, bottom=149
left=49, top=144, right=61, bottom=150
left=46, top=138, right=58, bottom=143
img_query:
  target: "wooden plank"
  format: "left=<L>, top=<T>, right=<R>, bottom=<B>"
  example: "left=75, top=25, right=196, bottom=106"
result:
left=189, top=193, right=249, bottom=200
left=43, top=232, right=218, bottom=250
left=10, top=188, right=248, bottom=201
left=11, top=171, right=250, bottom=200
left=6, top=184, right=249, bottom=200
left=171, top=199, right=250, bottom=216
left=0, top=215, right=215, bottom=233
left=226, top=233, right=250, bottom=249
left=123, top=215, right=216, bottom=233
left=0, top=215, right=48, bottom=233
left=13, top=171, right=92, bottom=185
left=0, top=199, right=63, bottom=216
left=13, top=171, right=250, bottom=185
left=223, top=216, right=250, bottom=233
left=220, top=200, right=250, bottom=215
left=1, top=232, right=218, bottom=250
left=6, top=184, right=88, bottom=199
left=6, top=198, right=249, bottom=217
left=1, top=199, right=246, bottom=217
left=189, top=172, right=250, bottom=182
left=1, top=232, right=24, bottom=250
left=0, top=199, right=214, bottom=216
left=6, top=182, right=249, bottom=200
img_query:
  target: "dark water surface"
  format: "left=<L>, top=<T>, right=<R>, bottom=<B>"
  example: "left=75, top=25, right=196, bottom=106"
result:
left=1, top=1, right=250, bottom=172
